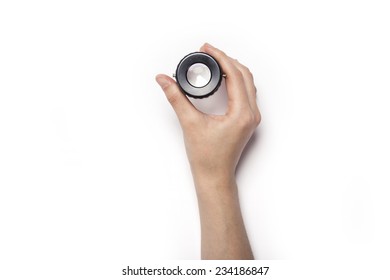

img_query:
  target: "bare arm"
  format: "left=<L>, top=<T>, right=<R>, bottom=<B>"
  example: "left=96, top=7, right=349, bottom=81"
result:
left=156, top=43, right=260, bottom=259
left=195, top=175, right=253, bottom=259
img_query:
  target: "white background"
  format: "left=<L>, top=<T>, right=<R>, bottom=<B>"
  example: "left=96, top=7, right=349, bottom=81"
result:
left=1, top=0, right=389, bottom=279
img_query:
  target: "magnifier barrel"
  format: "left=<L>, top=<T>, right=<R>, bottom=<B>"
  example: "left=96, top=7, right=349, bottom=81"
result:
left=175, top=52, right=222, bottom=99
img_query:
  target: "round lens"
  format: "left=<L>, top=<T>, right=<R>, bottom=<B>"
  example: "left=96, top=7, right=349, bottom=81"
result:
left=186, top=63, right=211, bottom=88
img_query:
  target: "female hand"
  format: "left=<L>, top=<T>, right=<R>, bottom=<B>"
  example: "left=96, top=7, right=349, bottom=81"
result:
left=156, top=43, right=261, bottom=189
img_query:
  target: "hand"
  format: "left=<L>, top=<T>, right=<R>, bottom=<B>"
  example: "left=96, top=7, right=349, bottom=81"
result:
left=156, top=43, right=260, bottom=260
left=156, top=43, right=261, bottom=189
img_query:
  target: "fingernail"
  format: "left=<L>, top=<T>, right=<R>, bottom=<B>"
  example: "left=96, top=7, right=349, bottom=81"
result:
left=156, top=75, right=170, bottom=89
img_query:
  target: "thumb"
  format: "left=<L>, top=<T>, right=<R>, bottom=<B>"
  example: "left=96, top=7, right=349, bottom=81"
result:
left=156, top=74, right=199, bottom=123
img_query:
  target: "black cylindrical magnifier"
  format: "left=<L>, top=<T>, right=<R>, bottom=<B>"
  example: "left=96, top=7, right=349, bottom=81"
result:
left=175, top=52, right=223, bottom=99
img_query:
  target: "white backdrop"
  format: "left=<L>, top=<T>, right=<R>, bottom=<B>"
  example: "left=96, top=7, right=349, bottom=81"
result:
left=1, top=0, right=389, bottom=278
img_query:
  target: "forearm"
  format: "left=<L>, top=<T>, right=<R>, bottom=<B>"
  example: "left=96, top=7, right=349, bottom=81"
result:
left=194, top=173, right=254, bottom=260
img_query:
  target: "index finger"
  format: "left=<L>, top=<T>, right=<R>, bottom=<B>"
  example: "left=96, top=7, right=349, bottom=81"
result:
left=200, top=43, right=250, bottom=114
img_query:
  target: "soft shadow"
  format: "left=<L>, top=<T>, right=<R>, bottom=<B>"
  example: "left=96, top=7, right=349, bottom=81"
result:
left=236, top=128, right=263, bottom=176
left=189, top=80, right=228, bottom=115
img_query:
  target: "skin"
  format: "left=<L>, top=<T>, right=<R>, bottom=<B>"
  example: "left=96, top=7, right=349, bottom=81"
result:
left=156, top=43, right=261, bottom=260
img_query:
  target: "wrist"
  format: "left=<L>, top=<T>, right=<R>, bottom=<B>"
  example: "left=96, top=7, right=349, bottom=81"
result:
left=191, top=168, right=237, bottom=198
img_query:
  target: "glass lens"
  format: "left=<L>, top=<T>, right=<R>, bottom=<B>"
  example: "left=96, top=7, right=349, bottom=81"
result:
left=186, top=63, right=211, bottom=88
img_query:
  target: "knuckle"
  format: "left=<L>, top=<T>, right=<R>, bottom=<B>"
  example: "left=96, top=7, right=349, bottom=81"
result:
left=232, top=67, right=244, bottom=80
left=218, top=49, right=227, bottom=57
left=243, top=67, right=254, bottom=79
left=166, top=92, right=179, bottom=105
left=164, top=84, right=181, bottom=105
left=254, top=112, right=262, bottom=126
left=238, top=111, right=255, bottom=129
left=239, top=64, right=254, bottom=81
left=248, top=70, right=254, bottom=80
left=226, top=67, right=242, bottom=80
left=250, top=86, right=257, bottom=97
left=213, top=48, right=227, bottom=60
left=242, top=65, right=250, bottom=72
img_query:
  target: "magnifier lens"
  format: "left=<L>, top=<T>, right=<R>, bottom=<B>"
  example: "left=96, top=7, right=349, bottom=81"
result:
left=175, top=52, right=222, bottom=98
left=186, top=63, right=211, bottom=88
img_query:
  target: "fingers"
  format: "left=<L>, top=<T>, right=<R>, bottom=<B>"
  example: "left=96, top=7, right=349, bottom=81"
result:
left=200, top=43, right=250, bottom=114
left=230, top=59, right=261, bottom=123
left=156, top=74, right=200, bottom=124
